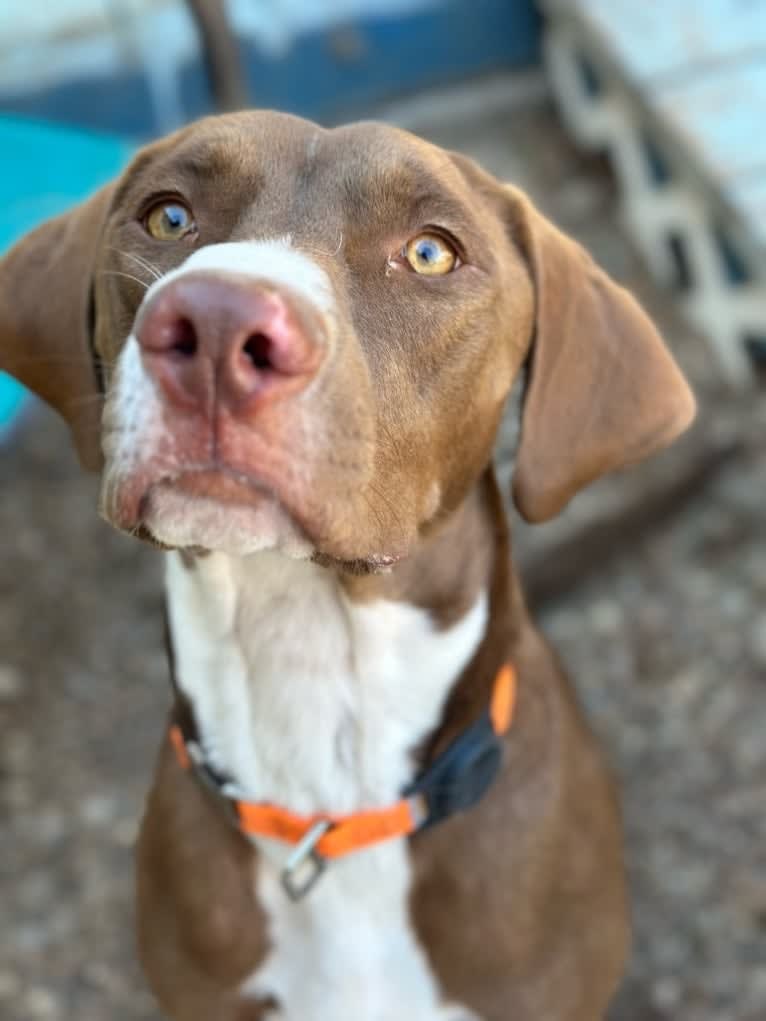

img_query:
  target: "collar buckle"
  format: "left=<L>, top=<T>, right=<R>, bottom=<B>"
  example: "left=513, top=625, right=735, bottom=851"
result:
left=184, top=741, right=242, bottom=826
left=280, top=819, right=333, bottom=901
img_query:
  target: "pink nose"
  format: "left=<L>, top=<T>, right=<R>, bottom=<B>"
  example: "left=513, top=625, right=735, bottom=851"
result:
left=136, top=273, right=324, bottom=415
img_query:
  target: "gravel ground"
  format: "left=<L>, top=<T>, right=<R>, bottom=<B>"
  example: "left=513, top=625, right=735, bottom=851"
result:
left=1, top=82, right=764, bottom=1021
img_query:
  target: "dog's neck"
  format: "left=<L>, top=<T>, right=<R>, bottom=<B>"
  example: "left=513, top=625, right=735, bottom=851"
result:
left=164, top=474, right=509, bottom=825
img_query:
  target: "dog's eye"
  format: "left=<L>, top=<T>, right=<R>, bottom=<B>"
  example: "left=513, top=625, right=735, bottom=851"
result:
left=404, top=233, right=458, bottom=276
left=144, top=201, right=196, bottom=241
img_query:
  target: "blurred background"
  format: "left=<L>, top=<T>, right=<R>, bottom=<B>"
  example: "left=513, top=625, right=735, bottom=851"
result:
left=0, top=2, right=764, bottom=1019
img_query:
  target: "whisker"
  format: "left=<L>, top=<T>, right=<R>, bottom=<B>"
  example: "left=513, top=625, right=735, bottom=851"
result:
left=123, top=252, right=162, bottom=281
left=106, top=246, right=163, bottom=281
left=299, top=236, right=345, bottom=261
left=100, top=270, right=150, bottom=290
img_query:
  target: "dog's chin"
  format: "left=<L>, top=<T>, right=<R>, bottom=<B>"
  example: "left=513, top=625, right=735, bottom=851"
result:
left=140, top=481, right=315, bottom=559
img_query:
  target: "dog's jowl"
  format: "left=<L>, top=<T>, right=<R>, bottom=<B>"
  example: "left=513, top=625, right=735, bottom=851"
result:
left=0, top=111, right=695, bottom=1021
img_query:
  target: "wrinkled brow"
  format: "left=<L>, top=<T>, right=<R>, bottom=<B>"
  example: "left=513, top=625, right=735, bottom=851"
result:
left=406, top=192, right=475, bottom=229
left=112, top=142, right=261, bottom=211
left=163, top=141, right=255, bottom=182
left=339, top=159, right=473, bottom=227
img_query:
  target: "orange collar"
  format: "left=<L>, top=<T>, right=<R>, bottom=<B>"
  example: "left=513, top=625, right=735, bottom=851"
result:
left=169, top=663, right=516, bottom=899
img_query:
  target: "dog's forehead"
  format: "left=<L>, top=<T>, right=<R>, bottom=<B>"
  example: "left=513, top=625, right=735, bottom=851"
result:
left=123, top=112, right=467, bottom=217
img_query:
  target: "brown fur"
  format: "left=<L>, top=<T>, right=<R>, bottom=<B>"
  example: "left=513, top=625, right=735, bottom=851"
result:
left=0, top=111, right=695, bottom=1020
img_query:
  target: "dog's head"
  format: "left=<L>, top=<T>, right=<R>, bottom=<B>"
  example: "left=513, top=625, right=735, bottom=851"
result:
left=0, top=112, right=694, bottom=565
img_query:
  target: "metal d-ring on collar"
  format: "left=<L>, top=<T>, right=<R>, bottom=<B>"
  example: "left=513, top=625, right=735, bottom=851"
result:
left=281, top=819, right=334, bottom=900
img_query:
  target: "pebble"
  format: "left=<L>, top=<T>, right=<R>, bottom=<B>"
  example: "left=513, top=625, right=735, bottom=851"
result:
left=0, top=971, right=22, bottom=999
left=652, top=975, right=683, bottom=1011
left=0, top=664, right=22, bottom=699
left=749, top=967, right=766, bottom=999
left=24, top=987, right=57, bottom=1018
left=81, top=960, right=123, bottom=994
left=111, top=815, right=138, bottom=848
left=588, top=599, right=623, bottom=635
left=79, top=794, right=117, bottom=827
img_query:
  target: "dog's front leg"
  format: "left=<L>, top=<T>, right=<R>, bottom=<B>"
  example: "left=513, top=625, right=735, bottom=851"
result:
left=136, top=743, right=270, bottom=1021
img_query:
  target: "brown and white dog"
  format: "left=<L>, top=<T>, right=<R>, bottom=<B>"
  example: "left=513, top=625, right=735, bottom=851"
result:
left=0, top=111, right=695, bottom=1021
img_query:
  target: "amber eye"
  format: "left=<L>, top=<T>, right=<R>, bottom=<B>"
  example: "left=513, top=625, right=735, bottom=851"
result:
left=404, top=233, right=458, bottom=275
left=144, top=201, right=196, bottom=241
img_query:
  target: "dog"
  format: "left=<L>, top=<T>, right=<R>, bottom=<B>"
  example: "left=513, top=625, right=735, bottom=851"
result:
left=0, top=111, right=695, bottom=1021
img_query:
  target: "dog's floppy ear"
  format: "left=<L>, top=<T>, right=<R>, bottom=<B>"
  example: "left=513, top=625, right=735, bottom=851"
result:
left=506, top=186, right=696, bottom=522
left=0, top=185, right=114, bottom=471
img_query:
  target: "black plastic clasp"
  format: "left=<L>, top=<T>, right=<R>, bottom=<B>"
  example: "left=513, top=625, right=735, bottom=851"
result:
left=184, top=741, right=242, bottom=826
left=404, top=713, right=503, bottom=829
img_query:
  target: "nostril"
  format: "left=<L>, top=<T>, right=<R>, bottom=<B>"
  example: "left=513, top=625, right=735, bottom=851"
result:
left=243, top=332, right=273, bottom=370
left=169, top=317, right=197, bottom=357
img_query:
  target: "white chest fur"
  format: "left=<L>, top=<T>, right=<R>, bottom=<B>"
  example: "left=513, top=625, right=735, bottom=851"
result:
left=165, top=551, right=486, bottom=1021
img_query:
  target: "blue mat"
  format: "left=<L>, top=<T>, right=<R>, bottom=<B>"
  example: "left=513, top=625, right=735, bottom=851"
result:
left=0, top=116, right=131, bottom=437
